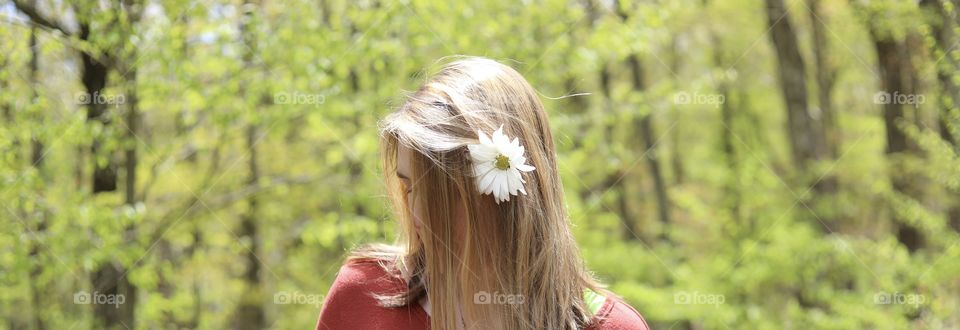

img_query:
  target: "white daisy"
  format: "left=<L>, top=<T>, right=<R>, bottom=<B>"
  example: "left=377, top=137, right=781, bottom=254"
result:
left=467, top=125, right=536, bottom=203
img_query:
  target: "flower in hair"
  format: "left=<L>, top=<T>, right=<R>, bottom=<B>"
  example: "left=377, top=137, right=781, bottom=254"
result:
left=467, top=125, right=536, bottom=203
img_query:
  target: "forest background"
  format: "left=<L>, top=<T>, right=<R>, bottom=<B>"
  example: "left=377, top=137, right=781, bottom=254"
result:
left=1, top=0, right=959, bottom=328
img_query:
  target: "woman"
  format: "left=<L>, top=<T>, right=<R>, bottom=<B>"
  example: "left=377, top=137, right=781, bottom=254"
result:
left=316, top=57, right=649, bottom=329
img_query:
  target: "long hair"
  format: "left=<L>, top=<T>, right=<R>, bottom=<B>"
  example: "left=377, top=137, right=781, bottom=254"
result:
left=351, top=57, right=602, bottom=329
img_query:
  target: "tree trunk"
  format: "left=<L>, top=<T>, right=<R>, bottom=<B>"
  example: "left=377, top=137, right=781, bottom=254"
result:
left=90, top=262, right=135, bottom=329
left=597, top=62, right=637, bottom=240
left=809, top=0, right=838, bottom=159
left=235, top=124, right=266, bottom=330
left=80, top=22, right=117, bottom=194
left=617, top=0, right=671, bottom=238
left=189, top=225, right=204, bottom=328
left=25, top=26, right=47, bottom=330
left=234, top=2, right=266, bottom=328
left=79, top=14, right=137, bottom=327
left=124, top=71, right=139, bottom=206
left=804, top=0, right=843, bottom=230
left=870, top=29, right=927, bottom=252
left=668, top=38, right=685, bottom=186
left=764, top=0, right=829, bottom=170
left=765, top=0, right=841, bottom=233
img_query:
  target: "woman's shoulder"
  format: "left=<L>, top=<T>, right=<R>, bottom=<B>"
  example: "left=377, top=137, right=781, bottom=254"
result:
left=588, top=293, right=651, bottom=330
left=330, top=258, right=405, bottom=292
left=326, top=243, right=414, bottom=291
left=316, top=258, right=427, bottom=330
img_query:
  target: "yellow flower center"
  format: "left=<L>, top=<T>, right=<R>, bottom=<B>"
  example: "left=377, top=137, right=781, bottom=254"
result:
left=494, top=154, right=511, bottom=170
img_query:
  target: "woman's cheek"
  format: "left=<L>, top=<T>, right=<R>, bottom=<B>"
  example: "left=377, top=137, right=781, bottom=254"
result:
left=409, top=195, right=424, bottom=233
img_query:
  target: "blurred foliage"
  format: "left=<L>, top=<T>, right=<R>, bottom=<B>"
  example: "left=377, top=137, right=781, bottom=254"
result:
left=1, top=0, right=959, bottom=329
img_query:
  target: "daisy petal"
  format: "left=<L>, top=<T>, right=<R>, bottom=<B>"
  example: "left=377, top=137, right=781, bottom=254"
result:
left=492, top=127, right=509, bottom=146
left=502, top=177, right=511, bottom=200
left=480, top=172, right=496, bottom=194
left=507, top=171, right=523, bottom=196
left=514, top=146, right=525, bottom=159
left=483, top=129, right=494, bottom=143
left=470, top=146, right=498, bottom=163
left=499, top=176, right=509, bottom=201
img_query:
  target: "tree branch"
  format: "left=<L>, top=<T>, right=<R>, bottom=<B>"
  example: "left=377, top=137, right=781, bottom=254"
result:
left=148, top=174, right=319, bottom=247
left=12, top=0, right=73, bottom=37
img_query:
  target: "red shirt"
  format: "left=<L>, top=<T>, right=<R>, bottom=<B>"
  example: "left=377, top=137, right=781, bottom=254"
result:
left=316, top=260, right=650, bottom=329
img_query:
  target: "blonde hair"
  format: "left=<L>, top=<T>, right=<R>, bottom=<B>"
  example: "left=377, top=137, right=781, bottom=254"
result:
left=352, top=57, right=602, bottom=329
